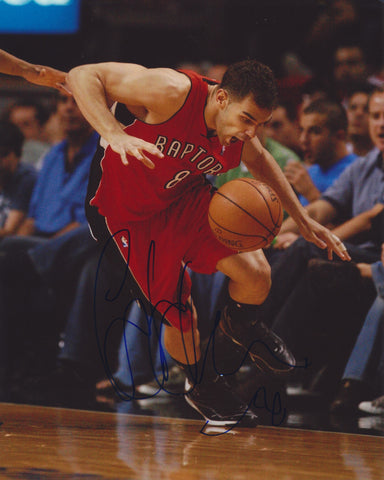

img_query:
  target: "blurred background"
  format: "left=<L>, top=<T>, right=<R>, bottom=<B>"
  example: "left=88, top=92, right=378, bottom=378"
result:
left=1, top=0, right=382, bottom=126
left=0, top=1, right=382, bottom=78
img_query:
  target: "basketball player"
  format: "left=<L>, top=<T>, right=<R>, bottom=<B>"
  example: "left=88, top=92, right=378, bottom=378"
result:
left=67, top=60, right=350, bottom=427
left=0, top=48, right=67, bottom=92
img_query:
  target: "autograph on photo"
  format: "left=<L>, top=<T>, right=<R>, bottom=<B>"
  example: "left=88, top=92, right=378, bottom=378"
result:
left=92, top=229, right=309, bottom=435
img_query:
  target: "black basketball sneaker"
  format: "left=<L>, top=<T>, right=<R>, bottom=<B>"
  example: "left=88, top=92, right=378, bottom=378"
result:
left=184, top=374, right=258, bottom=428
left=219, top=306, right=296, bottom=375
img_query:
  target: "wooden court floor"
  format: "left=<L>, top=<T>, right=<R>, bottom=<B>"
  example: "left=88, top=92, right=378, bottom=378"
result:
left=0, top=402, right=383, bottom=480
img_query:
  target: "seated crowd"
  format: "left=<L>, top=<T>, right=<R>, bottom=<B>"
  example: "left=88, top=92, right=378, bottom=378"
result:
left=0, top=36, right=383, bottom=426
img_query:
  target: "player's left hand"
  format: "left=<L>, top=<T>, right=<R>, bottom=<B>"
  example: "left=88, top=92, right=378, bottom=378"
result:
left=298, top=217, right=351, bottom=261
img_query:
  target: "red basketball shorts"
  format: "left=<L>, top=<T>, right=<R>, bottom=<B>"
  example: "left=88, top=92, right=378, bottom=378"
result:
left=104, top=187, right=234, bottom=332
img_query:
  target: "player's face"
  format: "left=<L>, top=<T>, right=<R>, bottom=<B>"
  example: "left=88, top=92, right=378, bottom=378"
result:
left=299, top=112, right=335, bottom=166
left=347, top=92, right=369, bottom=137
left=368, top=92, right=384, bottom=152
left=215, top=92, right=272, bottom=146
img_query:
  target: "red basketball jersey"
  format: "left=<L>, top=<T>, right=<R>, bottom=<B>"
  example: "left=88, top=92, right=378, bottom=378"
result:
left=90, top=70, right=244, bottom=223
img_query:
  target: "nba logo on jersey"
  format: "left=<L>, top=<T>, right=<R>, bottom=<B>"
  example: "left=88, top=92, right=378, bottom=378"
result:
left=121, top=235, right=129, bottom=248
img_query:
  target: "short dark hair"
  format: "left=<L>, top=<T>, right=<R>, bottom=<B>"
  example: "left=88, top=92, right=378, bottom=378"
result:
left=0, top=121, right=24, bottom=158
left=345, top=82, right=374, bottom=101
left=3, top=97, right=49, bottom=126
left=303, top=99, right=348, bottom=133
left=220, top=59, right=278, bottom=110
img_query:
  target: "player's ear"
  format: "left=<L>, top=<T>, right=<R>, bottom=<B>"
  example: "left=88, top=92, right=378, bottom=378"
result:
left=216, top=88, right=229, bottom=109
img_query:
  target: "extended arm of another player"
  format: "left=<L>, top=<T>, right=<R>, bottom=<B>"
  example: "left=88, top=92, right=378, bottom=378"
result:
left=242, top=139, right=350, bottom=260
left=0, top=49, right=67, bottom=91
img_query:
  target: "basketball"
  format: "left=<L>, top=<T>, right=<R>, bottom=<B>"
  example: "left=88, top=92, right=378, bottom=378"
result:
left=208, top=178, right=283, bottom=252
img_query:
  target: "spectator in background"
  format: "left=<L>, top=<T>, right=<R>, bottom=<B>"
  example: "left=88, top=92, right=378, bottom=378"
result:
left=3, top=97, right=51, bottom=169
left=281, top=99, right=357, bottom=211
left=260, top=86, right=384, bottom=398
left=306, top=0, right=358, bottom=59
left=0, top=120, right=37, bottom=239
left=15, top=94, right=97, bottom=240
left=345, top=83, right=374, bottom=156
left=304, top=0, right=382, bottom=79
left=299, top=76, right=333, bottom=114
left=0, top=48, right=68, bottom=150
left=298, top=39, right=379, bottom=116
left=331, top=242, right=384, bottom=414
left=0, top=95, right=98, bottom=400
left=332, top=42, right=371, bottom=101
left=274, top=86, right=384, bottom=253
left=264, top=101, right=303, bottom=160
left=271, top=98, right=356, bottom=256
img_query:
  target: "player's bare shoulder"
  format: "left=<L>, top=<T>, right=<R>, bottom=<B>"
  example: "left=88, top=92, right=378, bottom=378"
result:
left=148, top=68, right=190, bottom=93
left=142, top=68, right=191, bottom=119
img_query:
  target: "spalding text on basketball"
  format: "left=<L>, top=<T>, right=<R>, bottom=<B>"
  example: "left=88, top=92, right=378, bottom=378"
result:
left=265, top=185, right=279, bottom=202
left=216, top=235, right=243, bottom=248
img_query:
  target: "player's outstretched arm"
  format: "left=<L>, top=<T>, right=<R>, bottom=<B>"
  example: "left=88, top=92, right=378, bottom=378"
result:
left=67, top=63, right=188, bottom=168
left=242, top=137, right=350, bottom=261
left=0, top=49, right=67, bottom=92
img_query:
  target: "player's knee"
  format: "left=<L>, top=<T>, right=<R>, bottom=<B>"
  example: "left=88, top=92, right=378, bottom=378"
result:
left=255, top=262, right=271, bottom=299
left=242, top=261, right=271, bottom=299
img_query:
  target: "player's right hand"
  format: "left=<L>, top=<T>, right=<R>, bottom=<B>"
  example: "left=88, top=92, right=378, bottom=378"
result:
left=109, top=133, right=164, bottom=169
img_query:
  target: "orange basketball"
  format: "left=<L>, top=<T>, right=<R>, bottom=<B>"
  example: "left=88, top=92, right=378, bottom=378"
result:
left=208, top=178, right=283, bottom=252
